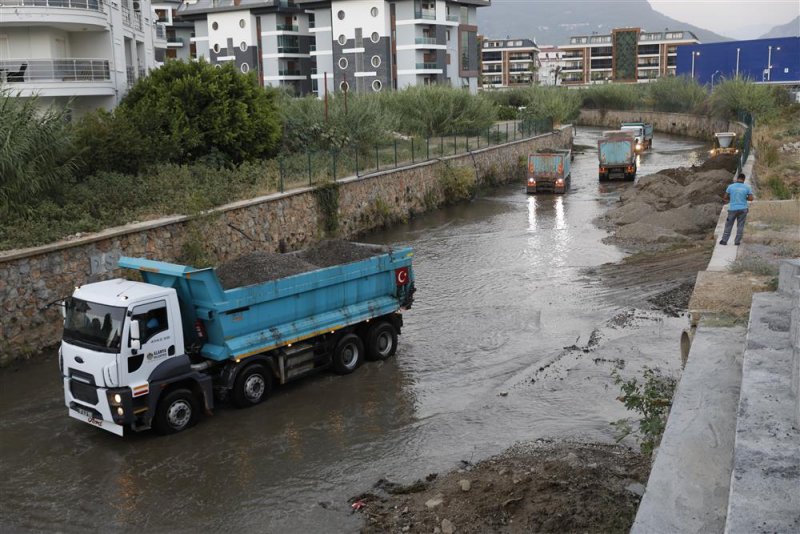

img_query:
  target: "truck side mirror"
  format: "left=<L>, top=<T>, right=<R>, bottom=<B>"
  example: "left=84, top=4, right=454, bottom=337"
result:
left=130, top=320, right=141, bottom=351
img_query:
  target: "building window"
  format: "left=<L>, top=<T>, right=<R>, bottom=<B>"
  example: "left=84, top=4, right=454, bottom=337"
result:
left=338, top=34, right=347, bottom=45
left=340, top=81, right=349, bottom=91
left=240, top=41, right=247, bottom=51
left=239, top=19, right=246, bottom=28
left=213, top=43, right=220, bottom=53
left=371, top=55, right=381, bottom=68
left=240, top=63, right=249, bottom=73
left=337, top=10, right=345, bottom=20
left=338, top=57, right=348, bottom=69
left=370, top=6, right=378, bottom=17
left=372, top=79, right=382, bottom=91
left=371, top=32, right=380, bottom=43
left=211, top=21, right=218, bottom=31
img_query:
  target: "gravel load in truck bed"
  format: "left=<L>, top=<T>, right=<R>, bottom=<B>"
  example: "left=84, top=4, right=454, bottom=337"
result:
left=299, top=239, right=390, bottom=268
left=216, top=240, right=392, bottom=289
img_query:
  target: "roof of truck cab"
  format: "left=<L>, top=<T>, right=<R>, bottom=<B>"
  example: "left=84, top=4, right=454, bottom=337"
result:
left=73, top=278, right=172, bottom=307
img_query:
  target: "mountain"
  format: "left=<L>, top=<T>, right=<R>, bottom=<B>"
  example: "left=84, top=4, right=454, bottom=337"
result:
left=759, top=16, right=800, bottom=39
left=476, top=0, right=731, bottom=46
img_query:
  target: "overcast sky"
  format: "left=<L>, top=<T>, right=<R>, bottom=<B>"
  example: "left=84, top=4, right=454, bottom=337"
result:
left=648, top=0, right=799, bottom=38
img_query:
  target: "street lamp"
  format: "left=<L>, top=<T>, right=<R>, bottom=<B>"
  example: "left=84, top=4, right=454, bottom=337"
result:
left=711, top=70, right=720, bottom=90
left=691, top=50, right=700, bottom=79
left=735, top=47, right=740, bottom=77
left=766, top=45, right=781, bottom=81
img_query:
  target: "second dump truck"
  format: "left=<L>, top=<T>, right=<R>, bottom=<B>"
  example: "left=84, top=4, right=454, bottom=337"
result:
left=526, top=149, right=572, bottom=194
left=59, top=243, right=415, bottom=436
left=620, top=121, right=654, bottom=152
left=598, top=131, right=637, bottom=181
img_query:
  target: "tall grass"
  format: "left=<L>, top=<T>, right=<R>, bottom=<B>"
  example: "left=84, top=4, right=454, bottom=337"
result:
left=484, top=85, right=581, bottom=125
left=646, top=76, right=706, bottom=112
left=709, top=78, right=791, bottom=121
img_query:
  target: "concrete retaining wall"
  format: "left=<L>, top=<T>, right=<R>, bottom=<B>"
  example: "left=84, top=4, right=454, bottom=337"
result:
left=0, top=127, right=572, bottom=364
left=578, top=109, right=746, bottom=140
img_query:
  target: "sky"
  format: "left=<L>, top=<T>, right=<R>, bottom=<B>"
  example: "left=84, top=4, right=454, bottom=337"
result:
left=648, top=0, right=800, bottom=39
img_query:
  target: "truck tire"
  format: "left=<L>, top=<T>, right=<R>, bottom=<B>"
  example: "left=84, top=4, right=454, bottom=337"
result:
left=153, top=388, right=198, bottom=435
left=332, top=334, right=363, bottom=374
left=366, top=322, right=398, bottom=361
left=232, top=364, right=272, bottom=408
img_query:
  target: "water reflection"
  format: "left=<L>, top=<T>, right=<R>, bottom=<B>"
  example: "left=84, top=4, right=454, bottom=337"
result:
left=527, top=196, right=537, bottom=231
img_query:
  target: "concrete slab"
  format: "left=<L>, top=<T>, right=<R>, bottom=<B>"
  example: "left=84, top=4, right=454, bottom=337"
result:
left=708, top=205, right=740, bottom=272
left=632, top=326, right=745, bottom=534
left=724, top=292, right=800, bottom=534
left=778, top=259, right=800, bottom=296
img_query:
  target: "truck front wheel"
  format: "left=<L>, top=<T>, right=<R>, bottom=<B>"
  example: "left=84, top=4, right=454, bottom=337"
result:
left=333, top=334, right=363, bottom=374
left=232, top=364, right=272, bottom=408
left=154, top=388, right=198, bottom=435
left=366, top=322, right=398, bottom=361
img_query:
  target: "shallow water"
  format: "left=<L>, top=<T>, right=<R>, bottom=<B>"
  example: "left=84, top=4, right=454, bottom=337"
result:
left=0, top=127, right=706, bottom=533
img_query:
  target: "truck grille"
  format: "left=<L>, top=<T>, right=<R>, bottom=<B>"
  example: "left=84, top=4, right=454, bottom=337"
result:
left=69, top=369, right=99, bottom=405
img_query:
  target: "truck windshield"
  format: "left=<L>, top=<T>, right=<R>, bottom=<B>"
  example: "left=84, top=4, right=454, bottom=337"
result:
left=63, top=298, right=125, bottom=353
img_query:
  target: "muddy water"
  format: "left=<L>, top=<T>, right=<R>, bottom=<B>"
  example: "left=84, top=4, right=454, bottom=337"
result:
left=0, top=128, right=707, bottom=533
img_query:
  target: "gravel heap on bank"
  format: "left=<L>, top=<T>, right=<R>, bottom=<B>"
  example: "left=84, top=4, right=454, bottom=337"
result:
left=215, top=240, right=390, bottom=289
left=602, top=154, right=739, bottom=245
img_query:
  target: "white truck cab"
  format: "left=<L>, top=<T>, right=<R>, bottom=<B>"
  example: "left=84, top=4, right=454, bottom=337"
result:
left=620, top=125, right=644, bottom=151
left=61, top=279, right=186, bottom=435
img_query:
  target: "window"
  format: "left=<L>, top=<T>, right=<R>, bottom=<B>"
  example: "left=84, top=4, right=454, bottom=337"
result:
left=372, top=79, right=382, bottom=91
left=371, top=32, right=380, bottom=43
left=240, top=41, right=247, bottom=51
left=337, top=10, right=345, bottom=20
left=240, top=63, right=249, bottom=73
left=239, top=19, right=246, bottom=28
left=338, top=34, right=347, bottom=45
left=338, top=57, right=348, bottom=69
left=339, top=81, right=349, bottom=91
left=211, top=21, right=218, bottom=31
left=370, top=6, right=378, bottom=17
left=213, top=43, right=220, bottom=53
left=371, top=55, right=381, bottom=68
left=131, top=302, right=169, bottom=345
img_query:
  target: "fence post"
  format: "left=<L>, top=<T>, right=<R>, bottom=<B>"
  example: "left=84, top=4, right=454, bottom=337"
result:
left=279, top=157, right=285, bottom=193
left=394, top=140, right=398, bottom=168
left=332, top=149, right=337, bottom=181
left=307, top=150, right=312, bottom=185
left=506, top=122, right=509, bottom=143
left=441, top=136, right=444, bottom=157
left=426, top=137, right=430, bottom=160
left=453, top=135, right=456, bottom=155
left=466, top=134, right=470, bottom=152
left=487, top=127, right=490, bottom=146
left=411, top=138, right=415, bottom=163
left=375, top=144, right=379, bottom=171
left=355, top=149, right=359, bottom=177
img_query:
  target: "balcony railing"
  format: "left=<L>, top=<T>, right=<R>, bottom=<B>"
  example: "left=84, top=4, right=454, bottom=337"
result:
left=0, top=0, right=105, bottom=11
left=279, top=69, right=301, bottom=76
left=415, top=37, right=438, bottom=45
left=277, top=46, right=300, bottom=54
left=122, top=4, right=131, bottom=26
left=310, top=44, right=317, bottom=52
left=0, top=58, right=110, bottom=83
left=277, top=23, right=298, bottom=31
left=414, top=9, right=435, bottom=20
left=155, top=24, right=166, bottom=39
left=416, top=62, right=438, bottom=70
left=446, top=14, right=459, bottom=22
left=168, top=37, right=184, bottom=46
left=133, top=13, right=143, bottom=31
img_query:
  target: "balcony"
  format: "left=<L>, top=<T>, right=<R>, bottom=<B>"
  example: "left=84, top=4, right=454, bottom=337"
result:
left=446, top=14, right=459, bottom=22
left=278, top=69, right=301, bottom=76
left=0, top=0, right=104, bottom=11
left=167, top=37, right=185, bottom=47
left=414, top=9, right=435, bottom=20
left=276, top=23, right=298, bottom=32
left=415, top=37, right=438, bottom=45
left=415, top=62, right=438, bottom=70
left=277, top=46, right=300, bottom=54
left=0, top=58, right=110, bottom=82
left=0, top=0, right=108, bottom=29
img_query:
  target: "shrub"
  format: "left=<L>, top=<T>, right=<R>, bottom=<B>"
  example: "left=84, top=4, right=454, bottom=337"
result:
left=438, top=164, right=476, bottom=201
left=517, top=86, right=581, bottom=126
left=71, top=109, right=152, bottom=176
left=709, top=78, right=786, bottom=121
left=612, top=367, right=677, bottom=456
left=646, top=76, right=706, bottom=112
left=0, top=92, right=78, bottom=217
left=582, top=83, right=647, bottom=111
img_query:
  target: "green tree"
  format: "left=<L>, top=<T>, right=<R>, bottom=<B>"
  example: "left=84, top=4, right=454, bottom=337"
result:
left=118, top=59, right=281, bottom=165
left=71, top=109, right=150, bottom=176
left=0, top=92, right=77, bottom=217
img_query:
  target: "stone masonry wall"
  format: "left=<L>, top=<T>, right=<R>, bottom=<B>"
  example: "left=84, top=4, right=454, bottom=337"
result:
left=0, top=127, right=572, bottom=364
left=578, top=109, right=746, bottom=140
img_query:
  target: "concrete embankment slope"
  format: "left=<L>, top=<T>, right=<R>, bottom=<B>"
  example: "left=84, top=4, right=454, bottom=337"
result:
left=633, top=156, right=800, bottom=533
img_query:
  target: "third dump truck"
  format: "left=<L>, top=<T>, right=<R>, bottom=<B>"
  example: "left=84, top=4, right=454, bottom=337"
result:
left=598, top=131, right=637, bottom=181
left=620, top=121, right=654, bottom=152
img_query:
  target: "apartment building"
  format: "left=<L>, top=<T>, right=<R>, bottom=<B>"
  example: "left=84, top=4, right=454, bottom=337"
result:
left=537, top=46, right=563, bottom=86
left=559, top=28, right=699, bottom=85
left=179, top=0, right=489, bottom=96
left=0, top=0, right=165, bottom=113
left=153, top=0, right=195, bottom=62
left=480, top=38, right=538, bottom=89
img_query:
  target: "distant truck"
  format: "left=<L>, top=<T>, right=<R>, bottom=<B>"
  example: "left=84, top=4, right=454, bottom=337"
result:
left=620, top=121, right=654, bottom=152
left=710, top=132, right=739, bottom=156
left=526, top=149, right=572, bottom=194
left=60, top=244, right=415, bottom=436
left=598, top=131, right=637, bottom=181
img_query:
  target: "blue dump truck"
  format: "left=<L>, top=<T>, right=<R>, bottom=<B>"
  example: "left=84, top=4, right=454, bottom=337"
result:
left=620, top=121, right=654, bottom=152
left=526, top=149, right=572, bottom=194
left=59, top=242, right=415, bottom=436
left=598, top=131, right=637, bottom=181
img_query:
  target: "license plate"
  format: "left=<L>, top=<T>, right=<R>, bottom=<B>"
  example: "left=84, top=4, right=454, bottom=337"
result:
left=74, top=406, right=96, bottom=420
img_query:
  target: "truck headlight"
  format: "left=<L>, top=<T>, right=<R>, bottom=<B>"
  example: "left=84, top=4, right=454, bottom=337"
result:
left=117, top=407, right=124, bottom=417
left=636, top=143, right=643, bottom=150
left=113, top=393, right=122, bottom=404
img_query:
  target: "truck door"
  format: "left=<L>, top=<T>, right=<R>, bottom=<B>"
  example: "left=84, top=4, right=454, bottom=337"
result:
left=125, top=300, right=175, bottom=388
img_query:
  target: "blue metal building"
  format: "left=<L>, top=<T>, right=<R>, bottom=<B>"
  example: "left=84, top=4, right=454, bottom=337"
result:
left=676, top=37, right=800, bottom=86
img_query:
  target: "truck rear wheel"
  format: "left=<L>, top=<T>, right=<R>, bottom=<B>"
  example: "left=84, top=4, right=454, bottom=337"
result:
left=332, top=334, right=363, bottom=374
left=366, top=322, right=398, bottom=361
left=232, top=364, right=272, bottom=408
left=153, top=388, right=198, bottom=435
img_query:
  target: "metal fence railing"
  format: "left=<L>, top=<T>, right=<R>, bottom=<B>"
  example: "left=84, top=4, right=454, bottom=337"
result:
left=0, top=0, right=105, bottom=10
left=0, top=59, right=110, bottom=83
left=273, top=119, right=553, bottom=193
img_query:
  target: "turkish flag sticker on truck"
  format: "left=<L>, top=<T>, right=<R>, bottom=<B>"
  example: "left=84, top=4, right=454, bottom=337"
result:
left=395, top=267, right=409, bottom=286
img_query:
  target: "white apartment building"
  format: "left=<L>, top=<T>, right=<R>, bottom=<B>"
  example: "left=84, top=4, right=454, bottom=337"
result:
left=0, top=0, right=166, bottom=114
left=537, top=46, right=563, bottom=86
left=153, top=0, right=195, bottom=62
left=179, top=0, right=489, bottom=96
left=480, top=38, right=539, bottom=90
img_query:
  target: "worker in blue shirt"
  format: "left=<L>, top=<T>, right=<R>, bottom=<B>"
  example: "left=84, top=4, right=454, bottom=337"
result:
left=719, top=172, right=754, bottom=246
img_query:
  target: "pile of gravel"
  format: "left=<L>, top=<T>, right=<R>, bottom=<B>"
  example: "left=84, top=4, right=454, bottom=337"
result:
left=216, top=240, right=390, bottom=289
